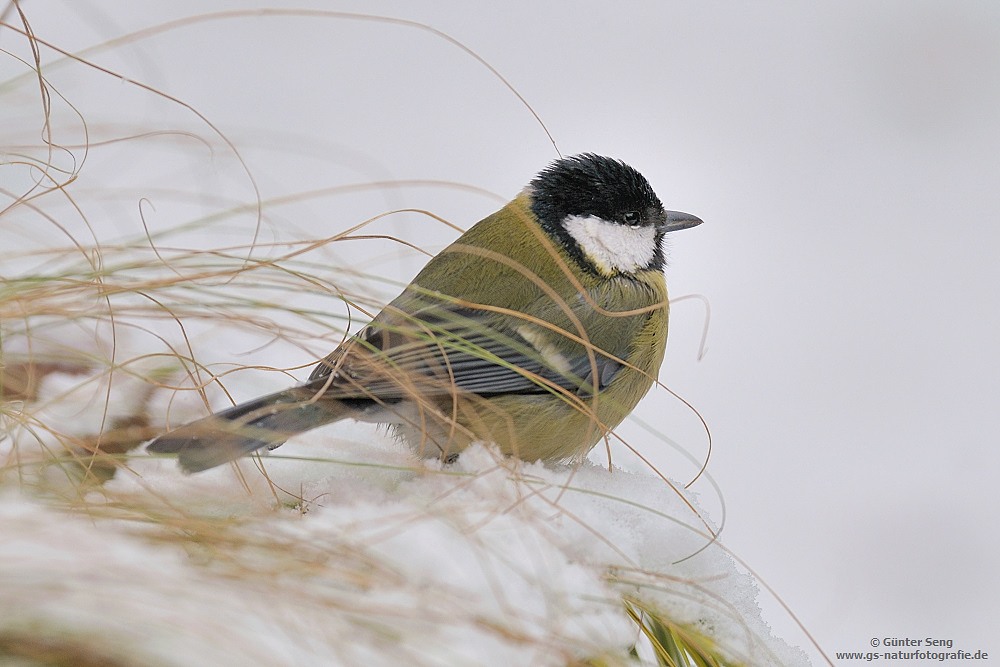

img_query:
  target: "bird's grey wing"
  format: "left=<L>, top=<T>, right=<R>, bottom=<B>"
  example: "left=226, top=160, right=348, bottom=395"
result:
left=307, top=300, right=624, bottom=399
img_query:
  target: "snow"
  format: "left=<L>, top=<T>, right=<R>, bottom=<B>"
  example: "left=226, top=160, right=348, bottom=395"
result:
left=2, top=371, right=810, bottom=665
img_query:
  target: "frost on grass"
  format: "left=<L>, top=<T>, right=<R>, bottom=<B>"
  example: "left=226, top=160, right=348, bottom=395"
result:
left=2, top=363, right=809, bottom=666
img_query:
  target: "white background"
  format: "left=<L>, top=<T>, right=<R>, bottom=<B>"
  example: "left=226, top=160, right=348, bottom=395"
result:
left=5, top=1, right=999, bottom=662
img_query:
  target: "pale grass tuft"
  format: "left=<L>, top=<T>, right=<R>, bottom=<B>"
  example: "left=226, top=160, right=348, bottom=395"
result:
left=1, top=4, right=819, bottom=665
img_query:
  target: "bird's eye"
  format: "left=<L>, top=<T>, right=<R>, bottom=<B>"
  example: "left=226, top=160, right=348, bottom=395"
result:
left=622, top=211, right=640, bottom=226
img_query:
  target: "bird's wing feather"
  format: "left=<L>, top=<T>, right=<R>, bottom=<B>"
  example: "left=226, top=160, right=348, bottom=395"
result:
left=306, top=293, right=635, bottom=400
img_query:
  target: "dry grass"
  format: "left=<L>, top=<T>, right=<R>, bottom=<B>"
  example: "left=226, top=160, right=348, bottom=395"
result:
left=0, top=4, right=825, bottom=665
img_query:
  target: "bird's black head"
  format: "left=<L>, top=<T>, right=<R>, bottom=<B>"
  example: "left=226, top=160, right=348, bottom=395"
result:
left=528, top=154, right=699, bottom=276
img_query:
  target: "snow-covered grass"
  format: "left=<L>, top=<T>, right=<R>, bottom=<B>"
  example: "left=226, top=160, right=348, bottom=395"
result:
left=1, top=6, right=815, bottom=665
left=2, top=427, right=807, bottom=664
left=1, top=263, right=809, bottom=665
left=0, top=193, right=811, bottom=665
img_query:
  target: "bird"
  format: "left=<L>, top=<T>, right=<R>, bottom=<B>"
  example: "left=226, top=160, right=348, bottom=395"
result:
left=146, top=154, right=702, bottom=473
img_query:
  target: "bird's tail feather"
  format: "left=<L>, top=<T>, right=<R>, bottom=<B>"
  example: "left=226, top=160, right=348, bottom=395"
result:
left=146, top=386, right=349, bottom=473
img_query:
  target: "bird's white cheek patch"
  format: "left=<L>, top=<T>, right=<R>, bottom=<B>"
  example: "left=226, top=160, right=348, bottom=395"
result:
left=562, top=215, right=657, bottom=274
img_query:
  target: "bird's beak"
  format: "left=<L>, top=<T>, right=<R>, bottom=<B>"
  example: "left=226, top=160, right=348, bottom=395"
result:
left=661, top=210, right=703, bottom=233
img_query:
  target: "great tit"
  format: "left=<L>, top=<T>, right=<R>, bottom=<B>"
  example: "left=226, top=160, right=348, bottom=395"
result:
left=147, top=154, right=702, bottom=472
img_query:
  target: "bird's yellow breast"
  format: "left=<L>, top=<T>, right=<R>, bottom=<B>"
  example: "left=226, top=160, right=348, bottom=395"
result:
left=378, top=193, right=671, bottom=461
